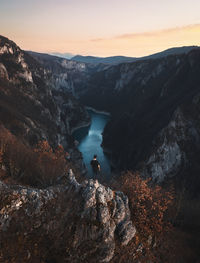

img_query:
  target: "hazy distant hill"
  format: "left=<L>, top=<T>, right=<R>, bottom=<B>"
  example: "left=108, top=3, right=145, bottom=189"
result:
left=49, top=52, right=74, bottom=59
left=71, top=55, right=136, bottom=64
left=71, top=46, right=199, bottom=65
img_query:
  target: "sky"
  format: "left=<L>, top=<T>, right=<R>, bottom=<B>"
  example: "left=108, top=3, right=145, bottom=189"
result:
left=1, top=0, right=200, bottom=57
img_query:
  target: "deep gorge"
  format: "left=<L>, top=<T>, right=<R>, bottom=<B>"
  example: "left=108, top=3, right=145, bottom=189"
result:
left=1, top=35, right=200, bottom=262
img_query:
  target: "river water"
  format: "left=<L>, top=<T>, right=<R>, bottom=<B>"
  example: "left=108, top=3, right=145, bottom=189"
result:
left=73, top=110, right=111, bottom=178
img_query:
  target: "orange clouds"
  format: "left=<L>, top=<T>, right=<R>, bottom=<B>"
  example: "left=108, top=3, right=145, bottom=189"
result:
left=88, top=24, right=200, bottom=57
left=114, top=24, right=200, bottom=40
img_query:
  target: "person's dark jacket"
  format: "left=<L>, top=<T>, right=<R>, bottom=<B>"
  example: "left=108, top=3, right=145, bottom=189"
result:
left=90, top=159, right=100, bottom=173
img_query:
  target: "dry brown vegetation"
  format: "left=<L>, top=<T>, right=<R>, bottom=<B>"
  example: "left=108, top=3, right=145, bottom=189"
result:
left=0, top=126, right=70, bottom=187
left=121, top=172, right=174, bottom=236
left=110, top=171, right=200, bottom=263
left=109, top=171, right=176, bottom=262
left=120, top=171, right=174, bottom=261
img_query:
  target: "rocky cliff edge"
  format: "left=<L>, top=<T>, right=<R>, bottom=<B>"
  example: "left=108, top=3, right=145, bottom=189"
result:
left=0, top=170, right=136, bottom=263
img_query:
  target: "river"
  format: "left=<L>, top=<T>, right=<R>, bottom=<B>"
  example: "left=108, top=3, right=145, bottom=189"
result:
left=73, top=109, right=111, bottom=178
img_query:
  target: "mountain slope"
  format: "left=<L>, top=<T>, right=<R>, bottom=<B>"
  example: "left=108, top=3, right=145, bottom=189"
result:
left=0, top=35, right=89, bottom=148
left=71, top=55, right=137, bottom=64
left=0, top=35, right=137, bottom=263
left=142, top=45, right=199, bottom=60
left=27, top=50, right=109, bottom=97
left=80, top=49, right=200, bottom=186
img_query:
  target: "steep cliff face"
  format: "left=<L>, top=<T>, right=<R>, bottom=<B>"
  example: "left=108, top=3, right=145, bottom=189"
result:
left=28, top=51, right=89, bottom=96
left=0, top=170, right=136, bottom=263
left=27, top=51, right=108, bottom=98
left=142, top=108, right=186, bottom=182
left=80, top=49, right=200, bottom=182
left=0, top=35, right=89, bottom=148
left=142, top=94, right=200, bottom=189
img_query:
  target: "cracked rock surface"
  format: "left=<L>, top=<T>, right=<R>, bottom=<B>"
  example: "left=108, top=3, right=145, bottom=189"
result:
left=0, top=170, right=136, bottom=263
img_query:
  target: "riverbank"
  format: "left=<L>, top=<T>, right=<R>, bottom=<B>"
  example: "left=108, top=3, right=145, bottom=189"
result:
left=86, top=106, right=111, bottom=116
left=70, top=120, right=91, bottom=134
left=71, top=106, right=111, bottom=135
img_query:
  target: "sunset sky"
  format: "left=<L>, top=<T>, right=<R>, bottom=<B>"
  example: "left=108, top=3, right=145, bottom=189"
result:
left=1, top=0, right=200, bottom=57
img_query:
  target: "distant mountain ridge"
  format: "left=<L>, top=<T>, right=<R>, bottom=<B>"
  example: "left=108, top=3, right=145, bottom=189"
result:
left=71, top=46, right=199, bottom=65
left=49, top=52, right=74, bottom=59
left=71, top=55, right=136, bottom=64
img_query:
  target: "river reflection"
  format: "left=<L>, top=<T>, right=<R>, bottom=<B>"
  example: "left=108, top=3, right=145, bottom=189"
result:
left=73, top=110, right=111, bottom=178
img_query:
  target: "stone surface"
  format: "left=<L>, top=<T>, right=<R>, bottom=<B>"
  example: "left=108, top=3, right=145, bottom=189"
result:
left=141, top=101, right=200, bottom=182
left=0, top=170, right=136, bottom=262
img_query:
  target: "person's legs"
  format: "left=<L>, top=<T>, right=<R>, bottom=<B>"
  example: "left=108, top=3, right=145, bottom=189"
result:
left=92, top=169, right=96, bottom=179
left=92, top=169, right=99, bottom=179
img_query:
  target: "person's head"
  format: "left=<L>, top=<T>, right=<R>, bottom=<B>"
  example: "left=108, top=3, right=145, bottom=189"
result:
left=93, top=154, right=97, bottom=159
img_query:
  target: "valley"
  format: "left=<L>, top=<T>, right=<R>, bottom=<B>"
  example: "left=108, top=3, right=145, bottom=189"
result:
left=0, top=35, right=200, bottom=262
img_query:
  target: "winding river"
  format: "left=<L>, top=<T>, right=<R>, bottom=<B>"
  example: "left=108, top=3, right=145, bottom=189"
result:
left=73, top=109, right=111, bottom=178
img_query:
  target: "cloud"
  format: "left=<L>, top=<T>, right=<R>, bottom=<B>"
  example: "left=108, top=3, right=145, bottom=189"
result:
left=87, top=23, right=200, bottom=57
left=90, top=24, right=200, bottom=42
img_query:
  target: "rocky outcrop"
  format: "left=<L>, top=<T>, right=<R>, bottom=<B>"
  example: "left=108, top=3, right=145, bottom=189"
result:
left=0, top=170, right=136, bottom=263
left=142, top=108, right=187, bottom=182
left=141, top=93, right=200, bottom=182
left=27, top=51, right=111, bottom=99
left=27, top=51, right=103, bottom=97
left=28, top=51, right=88, bottom=96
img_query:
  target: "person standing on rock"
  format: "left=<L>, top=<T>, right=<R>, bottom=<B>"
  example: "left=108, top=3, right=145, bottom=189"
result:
left=90, top=155, right=101, bottom=177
